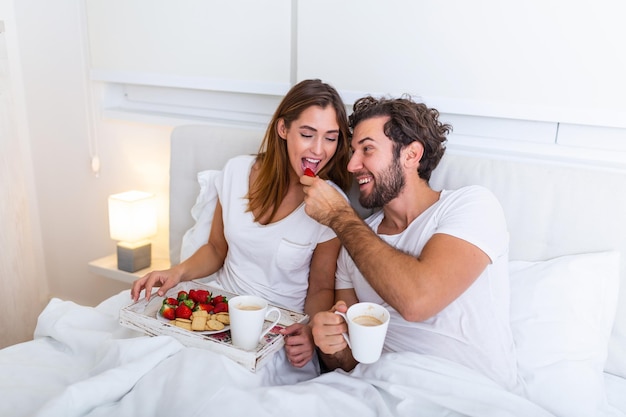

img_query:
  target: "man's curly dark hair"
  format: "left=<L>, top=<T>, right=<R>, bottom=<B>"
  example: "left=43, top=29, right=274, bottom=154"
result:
left=349, top=95, right=451, bottom=181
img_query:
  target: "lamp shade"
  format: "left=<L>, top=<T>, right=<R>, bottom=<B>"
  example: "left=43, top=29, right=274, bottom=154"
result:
left=108, top=191, right=157, bottom=243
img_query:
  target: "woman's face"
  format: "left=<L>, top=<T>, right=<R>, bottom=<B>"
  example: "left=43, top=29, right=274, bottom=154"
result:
left=278, top=105, right=340, bottom=177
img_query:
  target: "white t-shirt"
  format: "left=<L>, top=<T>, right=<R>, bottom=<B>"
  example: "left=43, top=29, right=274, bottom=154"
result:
left=213, top=155, right=339, bottom=313
left=336, top=185, right=518, bottom=389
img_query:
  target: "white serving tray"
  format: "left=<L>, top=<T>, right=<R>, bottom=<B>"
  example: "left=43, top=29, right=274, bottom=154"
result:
left=119, top=280, right=308, bottom=372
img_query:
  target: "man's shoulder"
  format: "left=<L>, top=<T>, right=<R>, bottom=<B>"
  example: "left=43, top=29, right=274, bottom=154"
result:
left=442, top=185, right=500, bottom=206
left=363, top=209, right=384, bottom=227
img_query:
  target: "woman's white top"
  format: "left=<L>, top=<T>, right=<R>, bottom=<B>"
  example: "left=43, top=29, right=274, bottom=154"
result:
left=214, top=155, right=339, bottom=313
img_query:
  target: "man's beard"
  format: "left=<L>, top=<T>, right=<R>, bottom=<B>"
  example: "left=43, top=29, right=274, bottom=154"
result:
left=359, top=159, right=405, bottom=209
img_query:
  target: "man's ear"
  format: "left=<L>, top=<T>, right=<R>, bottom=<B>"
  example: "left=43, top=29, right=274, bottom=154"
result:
left=404, top=141, right=424, bottom=167
left=277, top=119, right=287, bottom=140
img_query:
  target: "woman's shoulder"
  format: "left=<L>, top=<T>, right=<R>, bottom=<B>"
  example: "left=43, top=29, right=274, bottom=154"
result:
left=224, top=154, right=257, bottom=172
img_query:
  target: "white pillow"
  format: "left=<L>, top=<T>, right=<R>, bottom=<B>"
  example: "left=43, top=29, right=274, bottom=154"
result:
left=509, top=251, right=620, bottom=417
left=180, top=170, right=221, bottom=262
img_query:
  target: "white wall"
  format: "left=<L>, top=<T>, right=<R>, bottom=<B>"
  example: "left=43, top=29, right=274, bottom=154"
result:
left=12, top=0, right=174, bottom=303
left=1, top=0, right=177, bottom=347
left=85, top=0, right=626, bottom=170
left=299, top=0, right=626, bottom=129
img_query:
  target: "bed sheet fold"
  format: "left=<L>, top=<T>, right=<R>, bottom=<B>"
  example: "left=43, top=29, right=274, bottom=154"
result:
left=1, top=290, right=617, bottom=417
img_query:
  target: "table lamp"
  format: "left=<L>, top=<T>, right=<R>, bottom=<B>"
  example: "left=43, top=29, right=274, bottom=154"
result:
left=108, top=190, right=157, bottom=273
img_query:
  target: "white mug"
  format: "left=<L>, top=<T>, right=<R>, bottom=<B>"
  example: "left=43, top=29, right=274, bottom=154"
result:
left=229, top=295, right=281, bottom=351
left=335, top=302, right=390, bottom=364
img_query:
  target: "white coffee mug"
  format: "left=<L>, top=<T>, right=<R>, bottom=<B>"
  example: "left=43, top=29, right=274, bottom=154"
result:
left=229, top=295, right=281, bottom=351
left=335, top=302, right=390, bottom=364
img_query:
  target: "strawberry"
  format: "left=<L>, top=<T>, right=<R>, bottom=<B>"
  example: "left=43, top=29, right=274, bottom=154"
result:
left=213, top=301, right=228, bottom=313
left=212, top=295, right=227, bottom=304
left=182, top=298, right=195, bottom=309
left=177, top=291, right=189, bottom=302
left=159, top=303, right=176, bottom=320
left=196, top=303, right=214, bottom=313
left=164, top=297, right=178, bottom=306
left=175, top=303, right=193, bottom=319
left=304, top=167, right=315, bottom=177
left=190, top=289, right=211, bottom=304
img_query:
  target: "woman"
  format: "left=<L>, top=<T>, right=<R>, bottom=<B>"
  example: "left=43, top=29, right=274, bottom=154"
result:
left=131, top=79, right=351, bottom=375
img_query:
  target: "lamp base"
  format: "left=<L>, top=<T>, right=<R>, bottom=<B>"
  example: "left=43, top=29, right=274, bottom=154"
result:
left=117, top=241, right=151, bottom=273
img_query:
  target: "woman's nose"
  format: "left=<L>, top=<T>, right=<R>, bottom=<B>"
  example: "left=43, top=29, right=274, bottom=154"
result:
left=311, top=137, right=324, bottom=154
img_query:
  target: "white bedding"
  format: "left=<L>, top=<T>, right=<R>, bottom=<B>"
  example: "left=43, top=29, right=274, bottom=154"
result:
left=3, top=281, right=623, bottom=417
left=0, top=292, right=563, bottom=417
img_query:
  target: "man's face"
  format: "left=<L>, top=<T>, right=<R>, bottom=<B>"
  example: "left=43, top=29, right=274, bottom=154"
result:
left=348, top=116, right=405, bottom=209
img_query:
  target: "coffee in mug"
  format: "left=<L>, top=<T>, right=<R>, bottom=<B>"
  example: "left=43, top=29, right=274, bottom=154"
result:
left=229, top=295, right=281, bottom=351
left=335, top=302, right=390, bottom=364
left=238, top=305, right=263, bottom=311
left=352, top=315, right=383, bottom=327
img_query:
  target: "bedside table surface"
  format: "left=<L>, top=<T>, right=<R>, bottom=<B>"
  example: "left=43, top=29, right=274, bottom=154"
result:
left=88, top=254, right=171, bottom=284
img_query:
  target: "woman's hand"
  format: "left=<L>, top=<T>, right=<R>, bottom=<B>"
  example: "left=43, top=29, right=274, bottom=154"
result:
left=130, top=267, right=183, bottom=302
left=280, top=323, right=315, bottom=368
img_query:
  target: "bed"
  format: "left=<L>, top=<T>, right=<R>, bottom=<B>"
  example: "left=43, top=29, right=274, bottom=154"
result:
left=1, top=124, right=625, bottom=417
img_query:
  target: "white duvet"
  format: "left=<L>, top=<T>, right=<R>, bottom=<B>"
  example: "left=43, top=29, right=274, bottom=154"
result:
left=0, top=291, right=581, bottom=417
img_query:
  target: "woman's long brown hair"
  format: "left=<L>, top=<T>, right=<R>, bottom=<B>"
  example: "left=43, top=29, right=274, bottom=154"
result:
left=248, top=79, right=351, bottom=223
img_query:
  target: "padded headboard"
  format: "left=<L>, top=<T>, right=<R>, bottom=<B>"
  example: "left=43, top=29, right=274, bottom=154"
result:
left=429, top=152, right=626, bottom=377
left=169, top=124, right=626, bottom=374
left=169, top=125, right=264, bottom=265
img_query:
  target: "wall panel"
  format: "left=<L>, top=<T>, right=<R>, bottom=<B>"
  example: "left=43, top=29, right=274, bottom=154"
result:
left=298, top=0, right=626, bottom=129
left=86, top=0, right=293, bottom=94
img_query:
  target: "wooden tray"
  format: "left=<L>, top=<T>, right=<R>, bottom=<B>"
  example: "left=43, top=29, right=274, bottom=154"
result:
left=119, top=280, right=307, bottom=372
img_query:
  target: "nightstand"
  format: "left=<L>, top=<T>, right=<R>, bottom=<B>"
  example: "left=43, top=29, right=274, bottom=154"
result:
left=88, top=254, right=171, bottom=284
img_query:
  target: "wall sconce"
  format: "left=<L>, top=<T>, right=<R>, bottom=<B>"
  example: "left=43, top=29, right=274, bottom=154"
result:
left=108, top=190, right=157, bottom=273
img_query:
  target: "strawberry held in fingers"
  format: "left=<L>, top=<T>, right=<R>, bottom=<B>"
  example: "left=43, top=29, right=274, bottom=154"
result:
left=304, top=167, right=316, bottom=177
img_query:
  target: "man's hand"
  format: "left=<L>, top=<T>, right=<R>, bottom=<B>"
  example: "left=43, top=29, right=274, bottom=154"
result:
left=311, top=301, right=359, bottom=372
left=311, top=301, right=349, bottom=355
left=300, top=175, right=353, bottom=227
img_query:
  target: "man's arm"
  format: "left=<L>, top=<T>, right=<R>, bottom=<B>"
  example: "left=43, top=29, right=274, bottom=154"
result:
left=301, top=177, right=490, bottom=322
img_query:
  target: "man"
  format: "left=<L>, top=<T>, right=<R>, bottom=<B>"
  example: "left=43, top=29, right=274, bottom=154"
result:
left=300, top=95, right=518, bottom=389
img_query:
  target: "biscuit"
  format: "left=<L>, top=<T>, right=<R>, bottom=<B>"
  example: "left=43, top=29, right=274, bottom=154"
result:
left=206, top=319, right=225, bottom=331
left=175, top=318, right=192, bottom=331
left=191, top=315, right=208, bottom=331
left=215, top=313, right=230, bottom=324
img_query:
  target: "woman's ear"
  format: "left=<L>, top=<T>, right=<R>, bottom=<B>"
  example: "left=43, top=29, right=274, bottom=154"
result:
left=277, top=118, right=287, bottom=140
